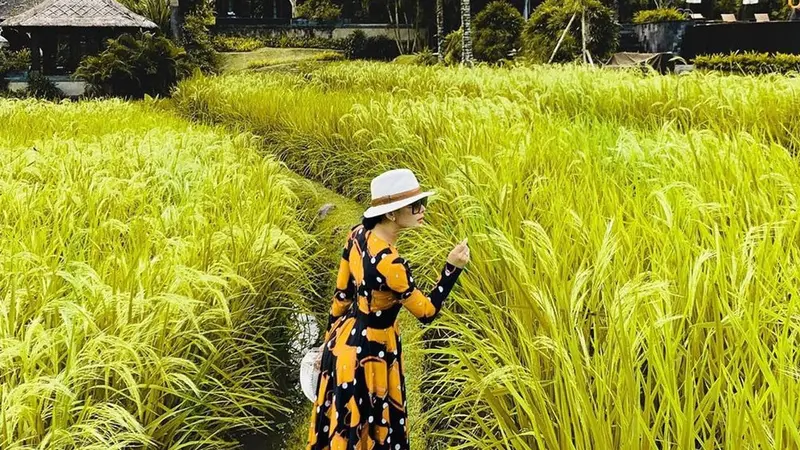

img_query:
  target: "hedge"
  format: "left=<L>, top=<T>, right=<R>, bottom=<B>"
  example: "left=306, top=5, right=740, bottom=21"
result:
left=694, top=52, right=800, bottom=74
left=632, top=8, right=686, bottom=24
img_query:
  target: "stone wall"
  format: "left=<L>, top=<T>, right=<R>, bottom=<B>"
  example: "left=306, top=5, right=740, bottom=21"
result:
left=632, top=21, right=692, bottom=54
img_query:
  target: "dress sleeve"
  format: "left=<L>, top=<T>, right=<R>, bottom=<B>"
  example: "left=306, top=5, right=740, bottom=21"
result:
left=328, top=232, right=356, bottom=327
left=379, top=254, right=463, bottom=324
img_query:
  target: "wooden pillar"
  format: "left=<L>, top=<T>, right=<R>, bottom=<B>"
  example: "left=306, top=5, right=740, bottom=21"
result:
left=29, top=31, right=41, bottom=72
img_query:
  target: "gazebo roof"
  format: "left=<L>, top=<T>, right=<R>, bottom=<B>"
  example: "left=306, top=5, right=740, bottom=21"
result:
left=0, top=0, right=158, bottom=28
left=0, top=0, right=38, bottom=20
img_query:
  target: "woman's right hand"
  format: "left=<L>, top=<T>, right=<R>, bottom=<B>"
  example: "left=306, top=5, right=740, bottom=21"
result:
left=447, top=238, right=471, bottom=269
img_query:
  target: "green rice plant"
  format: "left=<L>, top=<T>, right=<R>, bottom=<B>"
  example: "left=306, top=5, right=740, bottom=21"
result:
left=0, top=98, right=311, bottom=449
left=173, top=62, right=800, bottom=449
left=243, top=62, right=800, bottom=150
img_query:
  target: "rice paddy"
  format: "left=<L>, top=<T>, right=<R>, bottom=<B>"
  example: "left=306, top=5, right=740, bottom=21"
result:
left=174, top=62, right=800, bottom=449
left=0, top=99, right=311, bottom=449
left=3, top=60, right=799, bottom=449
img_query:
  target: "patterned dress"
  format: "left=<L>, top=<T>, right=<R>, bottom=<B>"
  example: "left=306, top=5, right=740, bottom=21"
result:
left=307, top=224, right=463, bottom=450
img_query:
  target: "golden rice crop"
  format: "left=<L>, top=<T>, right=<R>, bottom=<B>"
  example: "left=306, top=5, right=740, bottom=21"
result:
left=174, top=63, right=800, bottom=449
left=0, top=99, right=310, bottom=449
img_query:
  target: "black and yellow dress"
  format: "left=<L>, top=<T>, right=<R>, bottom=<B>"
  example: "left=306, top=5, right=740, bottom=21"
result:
left=307, top=224, right=463, bottom=450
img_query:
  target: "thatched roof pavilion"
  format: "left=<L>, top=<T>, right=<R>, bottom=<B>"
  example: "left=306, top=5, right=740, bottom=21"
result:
left=0, top=0, right=157, bottom=74
left=0, top=0, right=39, bottom=20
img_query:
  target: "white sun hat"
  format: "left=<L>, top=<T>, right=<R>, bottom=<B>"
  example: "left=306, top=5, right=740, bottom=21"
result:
left=363, top=169, right=435, bottom=219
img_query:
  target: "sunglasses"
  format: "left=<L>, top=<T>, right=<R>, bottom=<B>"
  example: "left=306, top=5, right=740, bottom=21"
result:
left=408, top=197, right=428, bottom=214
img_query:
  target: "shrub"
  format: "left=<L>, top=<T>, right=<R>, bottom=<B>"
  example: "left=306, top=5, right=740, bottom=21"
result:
left=694, top=52, right=800, bottom=74
left=76, top=32, right=186, bottom=98
left=767, top=0, right=792, bottom=19
left=393, top=48, right=438, bottom=66
left=343, top=30, right=367, bottom=59
left=633, top=7, right=686, bottom=24
left=617, top=0, right=651, bottom=22
left=522, top=0, right=618, bottom=63
left=1, top=48, right=31, bottom=90
left=181, top=12, right=221, bottom=74
left=364, top=35, right=399, bottom=60
left=473, top=0, right=525, bottom=63
left=0, top=48, right=30, bottom=73
left=444, top=28, right=463, bottom=64
left=343, top=31, right=399, bottom=60
left=24, top=71, right=63, bottom=100
left=118, top=0, right=171, bottom=31
left=413, top=48, right=439, bottom=65
left=296, top=0, right=342, bottom=21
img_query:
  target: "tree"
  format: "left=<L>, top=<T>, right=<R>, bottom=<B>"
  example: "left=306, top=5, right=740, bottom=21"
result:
left=522, top=0, right=617, bottom=63
left=461, top=0, right=473, bottom=65
left=296, top=0, right=342, bottom=21
left=437, top=0, right=445, bottom=62
left=473, top=0, right=524, bottom=62
left=386, top=0, right=422, bottom=54
left=168, top=0, right=210, bottom=41
left=170, top=0, right=188, bottom=42
left=75, top=32, right=186, bottom=98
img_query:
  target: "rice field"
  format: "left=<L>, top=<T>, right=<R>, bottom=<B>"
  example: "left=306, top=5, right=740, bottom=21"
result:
left=174, top=63, right=800, bottom=449
left=0, top=99, right=311, bottom=449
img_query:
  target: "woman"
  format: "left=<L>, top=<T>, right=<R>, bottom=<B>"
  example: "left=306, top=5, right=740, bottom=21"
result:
left=307, top=168, right=470, bottom=450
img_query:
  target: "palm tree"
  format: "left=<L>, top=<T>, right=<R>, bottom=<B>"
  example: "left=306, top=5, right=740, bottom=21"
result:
left=169, top=0, right=188, bottom=41
left=461, top=0, right=473, bottom=65
left=437, top=0, right=445, bottom=62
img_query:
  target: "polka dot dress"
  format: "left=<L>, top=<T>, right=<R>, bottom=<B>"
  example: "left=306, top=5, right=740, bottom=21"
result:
left=307, top=225, right=463, bottom=450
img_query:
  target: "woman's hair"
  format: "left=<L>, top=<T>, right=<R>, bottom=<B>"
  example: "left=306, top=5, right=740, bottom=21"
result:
left=361, top=214, right=385, bottom=230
